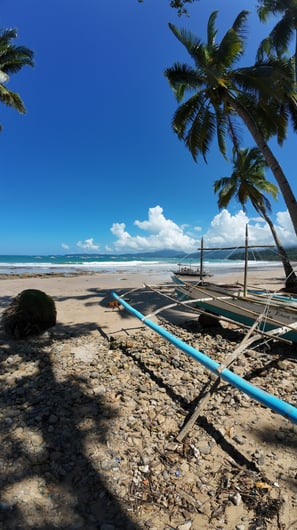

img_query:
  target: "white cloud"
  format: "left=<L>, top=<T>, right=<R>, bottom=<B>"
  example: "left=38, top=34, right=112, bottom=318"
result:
left=110, top=206, right=198, bottom=252
left=203, top=209, right=297, bottom=247
left=109, top=206, right=297, bottom=253
left=61, top=243, right=70, bottom=250
left=76, top=238, right=100, bottom=251
left=203, top=210, right=251, bottom=247
left=275, top=211, right=296, bottom=245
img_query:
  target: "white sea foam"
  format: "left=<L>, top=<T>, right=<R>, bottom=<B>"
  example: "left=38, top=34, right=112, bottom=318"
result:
left=0, top=258, right=282, bottom=275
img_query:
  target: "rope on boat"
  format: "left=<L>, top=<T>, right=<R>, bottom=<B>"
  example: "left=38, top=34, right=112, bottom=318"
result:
left=112, top=290, right=297, bottom=425
left=174, top=279, right=297, bottom=336
left=143, top=282, right=293, bottom=344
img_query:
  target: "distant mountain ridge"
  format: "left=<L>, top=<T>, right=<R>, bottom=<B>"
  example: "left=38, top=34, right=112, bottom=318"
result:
left=131, top=247, right=297, bottom=261
left=65, top=247, right=297, bottom=261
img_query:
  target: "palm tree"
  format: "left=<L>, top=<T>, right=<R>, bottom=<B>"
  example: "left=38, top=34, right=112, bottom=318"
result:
left=257, top=0, right=297, bottom=80
left=0, top=28, right=34, bottom=130
left=164, top=10, right=297, bottom=237
left=214, top=147, right=297, bottom=291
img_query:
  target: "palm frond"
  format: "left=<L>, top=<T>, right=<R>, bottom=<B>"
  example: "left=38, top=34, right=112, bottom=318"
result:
left=0, top=28, right=18, bottom=46
left=257, top=0, right=280, bottom=21
left=0, top=84, right=25, bottom=112
left=207, top=11, right=218, bottom=48
left=288, top=94, right=297, bottom=131
left=214, top=145, right=279, bottom=217
left=164, top=62, right=203, bottom=102
left=225, top=112, right=242, bottom=152
left=275, top=103, right=289, bottom=144
left=215, top=11, right=249, bottom=67
left=269, top=14, right=294, bottom=53
left=250, top=191, right=273, bottom=214
left=214, top=109, right=229, bottom=159
left=214, top=178, right=238, bottom=209
left=256, top=36, right=274, bottom=61
left=231, top=10, right=250, bottom=39
left=217, top=28, right=244, bottom=67
left=172, top=92, right=205, bottom=138
left=0, top=45, right=34, bottom=73
left=257, top=0, right=294, bottom=19
left=168, top=23, right=202, bottom=60
left=234, top=58, right=295, bottom=103
left=0, top=27, right=34, bottom=73
left=213, top=176, right=231, bottom=193
left=185, top=104, right=216, bottom=162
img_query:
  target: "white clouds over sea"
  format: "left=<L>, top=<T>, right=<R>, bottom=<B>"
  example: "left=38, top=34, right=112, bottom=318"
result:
left=72, top=205, right=297, bottom=253
left=110, top=206, right=297, bottom=252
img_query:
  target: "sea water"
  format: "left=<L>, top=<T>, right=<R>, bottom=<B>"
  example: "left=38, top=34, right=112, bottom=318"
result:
left=0, top=254, right=282, bottom=276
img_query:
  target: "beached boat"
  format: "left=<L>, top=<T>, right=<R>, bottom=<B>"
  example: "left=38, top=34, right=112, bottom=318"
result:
left=172, top=263, right=212, bottom=277
left=171, top=225, right=297, bottom=341
left=246, top=288, right=297, bottom=306
left=172, top=276, right=297, bottom=342
left=111, top=290, right=297, bottom=425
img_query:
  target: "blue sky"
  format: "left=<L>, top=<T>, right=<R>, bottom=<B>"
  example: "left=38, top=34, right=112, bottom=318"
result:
left=1, top=0, right=296, bottom=254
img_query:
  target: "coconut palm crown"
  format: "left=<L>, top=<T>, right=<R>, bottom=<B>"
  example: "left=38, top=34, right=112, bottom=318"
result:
left=214, top=147, right=278, bottom=214
left=257, top=0, right=297, bottom=80
left=214, top=147, right=297, bottom=289
left=0, top=28, right=34, bottom=129
left=164, top=10, right=297, bottom=236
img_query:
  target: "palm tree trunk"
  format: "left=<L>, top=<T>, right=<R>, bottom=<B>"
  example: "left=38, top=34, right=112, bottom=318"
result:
left=295, top=29, right=297, bottom=82
left=261, top=210, right=297, bottom=291
left=225, top=91, right=297, bottom=238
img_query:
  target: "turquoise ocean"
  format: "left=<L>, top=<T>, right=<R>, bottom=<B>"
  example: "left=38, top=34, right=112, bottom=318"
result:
left=0, top=254, right=282, bottom=276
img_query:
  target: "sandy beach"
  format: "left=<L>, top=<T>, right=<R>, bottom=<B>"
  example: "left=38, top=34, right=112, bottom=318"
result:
left=0, top=263, right=290, bottom=335
left=0, top=266, right=297, bottom=529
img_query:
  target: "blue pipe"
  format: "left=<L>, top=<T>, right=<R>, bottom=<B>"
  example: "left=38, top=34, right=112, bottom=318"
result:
left=112, top=291, right=297, bottom=424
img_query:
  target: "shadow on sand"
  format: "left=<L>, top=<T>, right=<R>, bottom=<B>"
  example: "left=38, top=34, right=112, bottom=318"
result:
left=0, top=284, right=145, bottom=529
left=1, top=282, right=297, bottom=528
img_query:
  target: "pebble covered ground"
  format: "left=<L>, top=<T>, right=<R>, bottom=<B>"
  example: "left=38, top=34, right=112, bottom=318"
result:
left=0, top=311, right=297, bottom=529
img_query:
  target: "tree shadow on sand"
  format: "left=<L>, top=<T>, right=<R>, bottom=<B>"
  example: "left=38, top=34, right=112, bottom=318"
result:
left=3, top=280, right=297, bottom=528
left=0, top=328, right=141, bottom=529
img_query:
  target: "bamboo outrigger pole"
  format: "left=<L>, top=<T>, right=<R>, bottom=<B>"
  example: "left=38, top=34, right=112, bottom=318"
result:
left=199, top=224, right=273, bottom=294
left=199, top=236, right=204, bottom=282
left=244, top=224, right=248, bottom=297
left=112, top=291, right=297, bottom=425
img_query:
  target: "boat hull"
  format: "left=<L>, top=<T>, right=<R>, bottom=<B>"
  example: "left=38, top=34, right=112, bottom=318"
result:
left=112, top=290, right=297, bottom=424
left=173, top=278, right=297, bottom=342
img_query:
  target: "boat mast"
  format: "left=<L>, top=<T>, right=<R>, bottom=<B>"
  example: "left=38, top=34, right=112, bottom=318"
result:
left=200, top=237, right=204, bottom=282
left=244, top=224, right=248, bottom=296
left=199, top=225, right=272, bottom=289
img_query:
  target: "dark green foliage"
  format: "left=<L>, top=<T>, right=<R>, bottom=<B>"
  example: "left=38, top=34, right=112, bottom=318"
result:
left=137, top=0, right=198, bottom=17
left=0, top=28, right=34, bottom=128
left=165, top=10, right=297, bottom=237
left=2, top=289, right=57, bottom=339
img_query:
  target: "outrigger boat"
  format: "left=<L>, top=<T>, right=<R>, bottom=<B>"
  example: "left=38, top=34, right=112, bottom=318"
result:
left=173, top=275, right=297, bottom=341
left=110, top=226, right=297, bottom=434
left=111, top=290, right=297, bottom=425
left=172, top=263, right=212, bottom=277
left=173, top=226, right=297, bottom=342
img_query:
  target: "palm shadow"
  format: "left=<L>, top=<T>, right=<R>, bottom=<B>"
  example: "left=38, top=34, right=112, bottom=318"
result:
left=0, top=331, right=141, bottom=529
